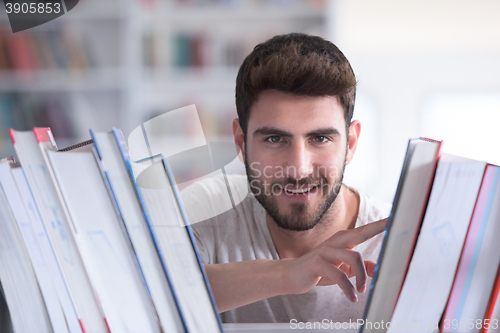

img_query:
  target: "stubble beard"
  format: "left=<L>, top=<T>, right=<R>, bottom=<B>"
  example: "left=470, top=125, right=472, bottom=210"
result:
left=245, top=149, right=347, bottom=232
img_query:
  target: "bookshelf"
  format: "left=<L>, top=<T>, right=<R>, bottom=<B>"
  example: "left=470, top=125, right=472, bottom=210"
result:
left=135, top=0, right=327, bottom=143
left=0, top=0, right=129, bottom=160
left=127, top=0, right=327, bottom=145
left=0, top=0, right=328, bottom=162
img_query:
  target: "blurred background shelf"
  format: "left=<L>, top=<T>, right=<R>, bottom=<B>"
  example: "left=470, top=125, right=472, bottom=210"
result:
left=0, top=68, right=124, bottom=91
left=142, top=67, right=238, bottom=90
left=139, top=5, right=324, bottom=21
left=0, top=0, right=327, bottom=184
left=1, top=0, right=499, bottom=201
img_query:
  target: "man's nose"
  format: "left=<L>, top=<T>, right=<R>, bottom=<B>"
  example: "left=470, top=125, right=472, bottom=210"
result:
left=286, top=142, right=313, bottom=179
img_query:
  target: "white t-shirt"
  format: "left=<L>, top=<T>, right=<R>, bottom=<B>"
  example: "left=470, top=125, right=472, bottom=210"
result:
left=181, top=174, right=391, bottom=323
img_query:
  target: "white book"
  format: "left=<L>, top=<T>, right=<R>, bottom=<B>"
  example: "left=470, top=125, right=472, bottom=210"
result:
left=135, top=156, right=223, bottom=333
left=10, top=165, right=82, bottom=333
left=0, top=161, right=68, bottom=333
left=91, top=129, right=185, bottom=332
left=0, top=161, right=52, bottom=333
left=10, top=129, right=108, bottom=333
left=388, top=154, right=486, bottom=333
left=46, top=147, right=161, bottom=333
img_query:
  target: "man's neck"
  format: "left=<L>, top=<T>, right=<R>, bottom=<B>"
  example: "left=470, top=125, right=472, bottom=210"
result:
left=266, top=185, right=360, bottom=259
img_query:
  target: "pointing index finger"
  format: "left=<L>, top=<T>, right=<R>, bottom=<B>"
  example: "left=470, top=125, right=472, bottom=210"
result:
left=331, top=218, right=388, bottom=249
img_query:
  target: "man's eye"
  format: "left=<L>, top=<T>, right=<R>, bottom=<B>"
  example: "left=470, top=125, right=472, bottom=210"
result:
left=267, top=136, right=282, bottom=143
left=314, top=136, right=328, bottom=143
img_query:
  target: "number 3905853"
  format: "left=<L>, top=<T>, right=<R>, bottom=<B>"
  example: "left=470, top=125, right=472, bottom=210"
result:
left=5, top=2, right=61, bottom=14
left=443, top=319, right=498, bottom=330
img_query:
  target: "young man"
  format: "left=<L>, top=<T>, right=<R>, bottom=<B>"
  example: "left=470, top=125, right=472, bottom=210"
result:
left=181, top=33, right=391, bottom=323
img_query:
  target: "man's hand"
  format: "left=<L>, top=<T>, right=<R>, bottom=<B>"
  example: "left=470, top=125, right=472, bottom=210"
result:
left=204, top=218, right=387, bottom=313
left=279, top=218, right=387, bottom=302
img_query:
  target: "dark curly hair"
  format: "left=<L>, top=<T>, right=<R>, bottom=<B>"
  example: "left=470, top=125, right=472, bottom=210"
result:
left=235, top=33, right=357, bottom=137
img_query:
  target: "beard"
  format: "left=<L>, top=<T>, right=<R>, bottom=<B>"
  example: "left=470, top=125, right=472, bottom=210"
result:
left=245, top=150, right=347, bottom=232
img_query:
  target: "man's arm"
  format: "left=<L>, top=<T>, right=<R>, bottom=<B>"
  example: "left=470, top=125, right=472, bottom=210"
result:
left=205, top=219, right=387, bottom=313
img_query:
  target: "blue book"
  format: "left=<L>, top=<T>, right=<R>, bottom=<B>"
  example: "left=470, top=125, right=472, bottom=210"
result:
left=360, top=138, right=442, bottom=333
left=91, top=128, right=186, bottom=332
left=93, top=128, right=223, bottom=333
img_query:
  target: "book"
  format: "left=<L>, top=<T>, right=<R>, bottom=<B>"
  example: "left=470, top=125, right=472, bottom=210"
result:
left=45, top=140, right=162, bottom=332
left=360, top=138, right=442, bottom=333
left=0, top=160, right=69, bottom=333
left=9, top=161, right=84, bottom=333
left=6, top=33, right=37, bottom=71
left=10, top=128, right=108, bottom=333
left=0, top=159, right=52, bottom=333
left=441, top=164, right=500, bottom=333
left=0, top=31, right=11, bottom=70
left=388, top=154, right=486, bottom=333
left=0, top=279, right=13, bottom=333
left=12, top=159, right=94, bottom=333
left=90, top=128, right=185, bottom=332
left=0, top=29, right=91, bottom=71
left=482, top=267, right=500, bottom=333
left=133, top=155, right=223, bottom=332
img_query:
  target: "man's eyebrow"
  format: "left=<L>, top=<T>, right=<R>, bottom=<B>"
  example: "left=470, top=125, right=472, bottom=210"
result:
left=253, top=127, right=342, bottom=138
left=253, top=127, right=293, bottom=138
left=305, top=128, right=341, bottom=137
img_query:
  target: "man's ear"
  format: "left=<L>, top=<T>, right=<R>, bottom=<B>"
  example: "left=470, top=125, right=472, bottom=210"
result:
left=346, top=120, right=361, bottom=165
left=232, top=118, right=246, bottom=163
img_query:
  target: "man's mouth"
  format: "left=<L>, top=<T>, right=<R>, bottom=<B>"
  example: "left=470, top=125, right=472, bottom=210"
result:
left=284, top=185, right=318, bottom=195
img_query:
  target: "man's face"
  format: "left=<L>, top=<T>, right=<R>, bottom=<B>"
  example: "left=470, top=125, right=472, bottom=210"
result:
left=239, top=90, right=355, bottom=231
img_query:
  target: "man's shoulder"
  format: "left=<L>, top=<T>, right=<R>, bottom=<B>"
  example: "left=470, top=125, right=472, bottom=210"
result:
left=348, top=187, right=391, bottom=258
left=182, top=174, right=249, bottom=200
left=181, top=174, right=250, bottom=225
left=351, top=187, right=392, bottom=227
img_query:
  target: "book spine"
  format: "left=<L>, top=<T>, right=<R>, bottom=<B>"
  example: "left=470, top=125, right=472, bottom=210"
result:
left=111, top=128, right=189, bottom=333
left=480, top=265, right=500, bottom=333
left=162, top=158, right=224, bottom=331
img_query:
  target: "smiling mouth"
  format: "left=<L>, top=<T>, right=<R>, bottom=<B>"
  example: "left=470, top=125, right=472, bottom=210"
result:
left=284, top=185, right=318, bottom=195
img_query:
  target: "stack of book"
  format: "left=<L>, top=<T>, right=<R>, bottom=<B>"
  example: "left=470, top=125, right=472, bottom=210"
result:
left=361, top=138, right=500, bottom=333
left=0, top=127, right=499, bottom=333
left=0, top=93, right=74, bottom=145
left=142, top=31, right=251, bottom=69
left=0, top=30, right=94, bottom=72
left=0, top=127, right=222, bottom=333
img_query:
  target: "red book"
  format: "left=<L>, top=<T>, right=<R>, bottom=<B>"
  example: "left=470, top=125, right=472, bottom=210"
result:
left=441, top=164, right=500, bottom=333
left=481, top=267, right=500, bottom=333
left=7, top=33, right=37, bottom=71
